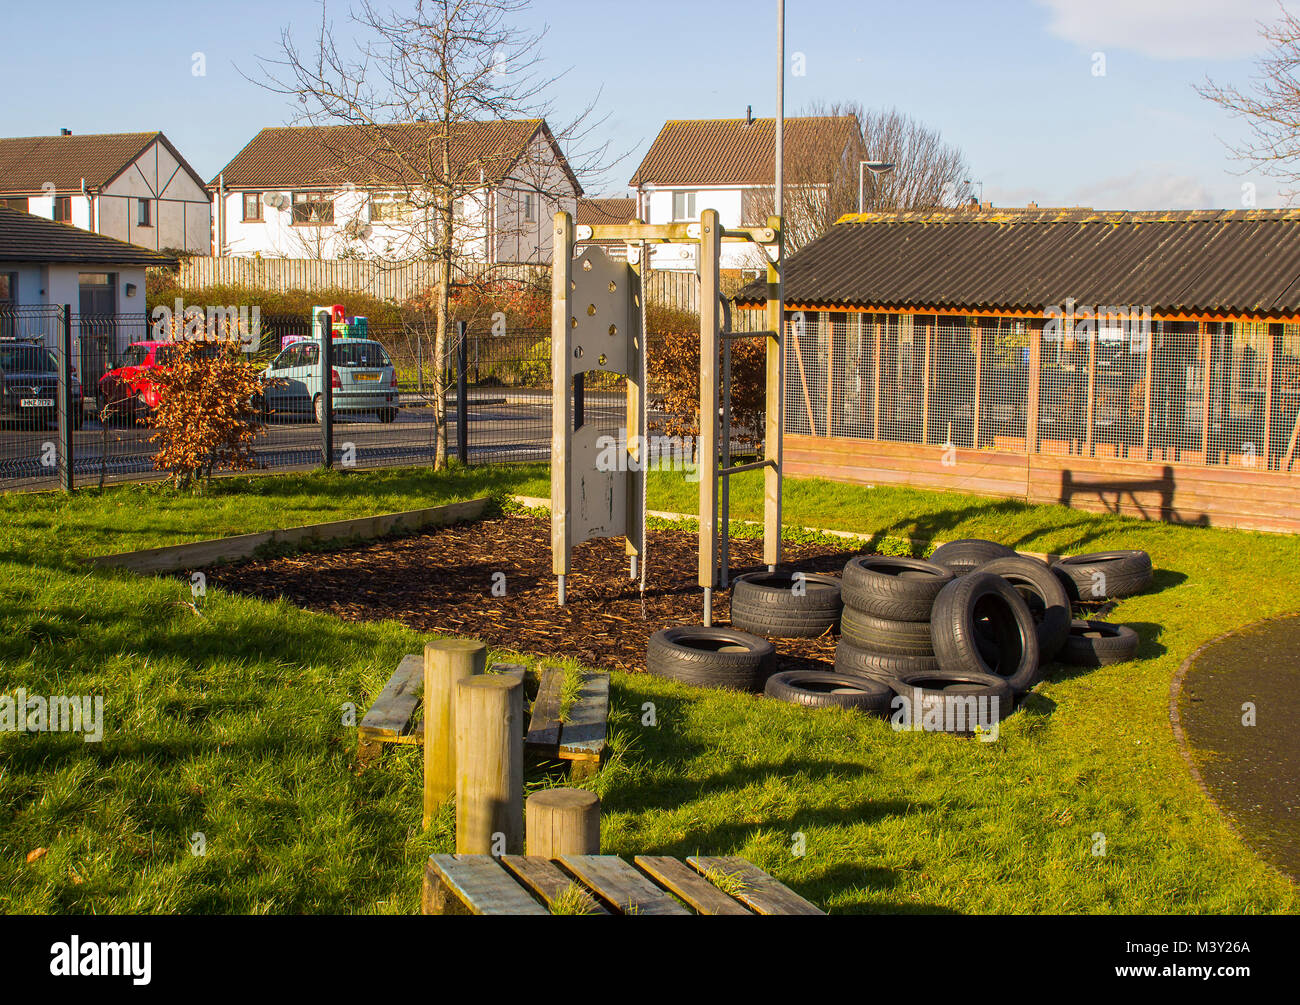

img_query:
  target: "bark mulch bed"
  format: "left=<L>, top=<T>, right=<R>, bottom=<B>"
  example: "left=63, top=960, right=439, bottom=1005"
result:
left=205, top=515, right=869, bottom=674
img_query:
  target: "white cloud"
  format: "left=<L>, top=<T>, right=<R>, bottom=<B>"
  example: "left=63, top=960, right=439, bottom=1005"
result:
left=1034, top=0, right=1280, bottom=60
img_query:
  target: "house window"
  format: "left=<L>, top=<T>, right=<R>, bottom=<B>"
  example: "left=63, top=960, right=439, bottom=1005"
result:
left=242, top=193, right=263, bottom=222
left=53, top=195, right=71, bottom=222
left=671, top=191, right=697, bottom=221
left=523, top=192, right=535, bottom=221
left=370, top=193, right=413, bottom=223
left=292, top=192, right=335, bottom=225
left=1, top=197, right=29, bottom=212
left=453, top=198, right=465, bottom=221
left=137, top=198, right=152, bottom=227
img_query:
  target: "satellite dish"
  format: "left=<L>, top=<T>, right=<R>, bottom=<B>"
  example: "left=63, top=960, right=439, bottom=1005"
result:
left=263, top=192, right=287, bottom=210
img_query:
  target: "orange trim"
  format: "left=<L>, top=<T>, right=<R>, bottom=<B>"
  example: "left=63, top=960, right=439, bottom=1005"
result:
left=769, top=302, right=1300, bottom=326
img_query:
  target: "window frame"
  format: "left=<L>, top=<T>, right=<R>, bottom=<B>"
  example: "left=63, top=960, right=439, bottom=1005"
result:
left=242, top=192, right=263, bottom=222
left=671, top=190, right=697, bottom=222
left=52, top=195, right=72, bottom=222
left=291, top=191, right=335, bottom=226
left=137, top=198, right=153, bottom=228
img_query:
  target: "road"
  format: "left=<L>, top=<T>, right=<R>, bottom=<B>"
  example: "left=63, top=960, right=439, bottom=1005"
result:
left=0, top=394, right=634, bottom=489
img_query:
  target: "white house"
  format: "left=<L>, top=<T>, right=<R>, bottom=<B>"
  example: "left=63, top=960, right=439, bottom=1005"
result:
left=0, top=131, right=211, bottom=255
left=210, top=119, right=582, bottom=264
left=628, top=114, right=860, bottom=272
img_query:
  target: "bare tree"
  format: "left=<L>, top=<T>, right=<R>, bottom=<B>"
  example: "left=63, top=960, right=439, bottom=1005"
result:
left=1198, top=2, right=1300, bottom=199
left=742, top=102, right=969, bottom=252
left=253, top=0, right=611, bottom=468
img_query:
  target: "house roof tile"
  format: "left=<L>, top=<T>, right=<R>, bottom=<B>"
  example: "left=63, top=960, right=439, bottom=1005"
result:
left=0, top=206, right=178, bottom=267
left=0, top=132, right=171, bottom=194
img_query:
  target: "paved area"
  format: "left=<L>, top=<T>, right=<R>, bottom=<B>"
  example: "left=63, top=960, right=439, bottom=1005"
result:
left=1177, top=615, right=1300, bottom=882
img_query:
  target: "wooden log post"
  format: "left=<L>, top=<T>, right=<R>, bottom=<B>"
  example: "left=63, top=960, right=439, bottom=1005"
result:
left=526, top=788, right=600, bottom=859
left=455, top=674, right=524, bottom=855
left=423, top=638, right=487, bottom=828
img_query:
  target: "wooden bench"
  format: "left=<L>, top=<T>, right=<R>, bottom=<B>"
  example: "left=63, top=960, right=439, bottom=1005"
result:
left=356, top=658, right=609, bottom=778
left=421, top=853, right=824, bottom=915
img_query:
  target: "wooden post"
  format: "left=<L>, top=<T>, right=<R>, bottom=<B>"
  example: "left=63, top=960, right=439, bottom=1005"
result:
left=699, top=209, right=721, bottom=612
left=1142, top=323, right=1155, bottom=459
left=1026, top=320, right=1042, bottom=454
left=972, top=319, right=984, bottom=448
left=1084, top=325, right=1097, bottom=456
left=1264, top=324, right=1278, bottom=470
left=921, top=316, right=932, bottom=444
left=1200, top=322, right=1213, bottom=463
left=526, top=788, right=600, bottom=858
left=872, top=313, right=882, bottom=441
left=423, top=638, right=487, bottom=828
left=551, top=211, right=575, bottom=604
left=764, top=215, right=784, bottom=570
left=455, top=674, right=524, bottom=855
left=825, top=315, right=835, bottom=437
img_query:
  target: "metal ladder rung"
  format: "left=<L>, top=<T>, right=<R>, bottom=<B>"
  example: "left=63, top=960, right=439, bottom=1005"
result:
left=719, top=458, right=775, bottom=477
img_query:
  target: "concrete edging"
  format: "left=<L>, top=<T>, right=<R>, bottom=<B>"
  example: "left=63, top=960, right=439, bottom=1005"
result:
left=89, top=496, right=492, bottom=574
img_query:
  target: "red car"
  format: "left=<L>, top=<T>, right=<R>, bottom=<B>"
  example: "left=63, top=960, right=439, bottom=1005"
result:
left=98, top=340, right=222, bottom=423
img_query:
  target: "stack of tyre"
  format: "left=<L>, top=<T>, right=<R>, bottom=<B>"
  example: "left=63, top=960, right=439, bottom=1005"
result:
left=645, top=570, right=841, bottom=694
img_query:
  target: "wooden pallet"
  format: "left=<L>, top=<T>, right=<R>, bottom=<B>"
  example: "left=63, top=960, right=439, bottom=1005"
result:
left=356, top=658, right=608, bottom=778
left=421, top=853, right=824, bottom=916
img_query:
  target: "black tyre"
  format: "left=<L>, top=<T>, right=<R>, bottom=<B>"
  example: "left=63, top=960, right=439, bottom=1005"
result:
left=764, top=670, right=893, bottom=714
left=930, top=572, right=1041, bottom=694
left=1060, top=619, right=1140, bottom=667
left=928, top=538, right=1016, bottom=576
left=840, top=605, right=934, bottom=655
left=975, top=555, right=1071, bottom=662
left=646, top=626, right=775, bottom=691
left=729, top=571, right=842, bottom=639
left=1051, top=550, right=1153, bottom=602
left=313, top=395, right=328, bottom=424
left=841, top=556, right=953, bottom=622
left=887, top=669, right=1014, bottom=735
left=833, top=639, right=940, bottom=681
left=378, top=407, right=399, bottom=424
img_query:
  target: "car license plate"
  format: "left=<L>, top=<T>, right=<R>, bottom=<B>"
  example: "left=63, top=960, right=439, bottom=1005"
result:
left=20, top=398, right=54, bottom=408
left=354, top=373, right=380, bottom=381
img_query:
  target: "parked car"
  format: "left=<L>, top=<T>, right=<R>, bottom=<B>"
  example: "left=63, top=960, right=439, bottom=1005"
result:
left=0, top=337, right=83, bottom=429
left=98, top=340, right=225, bottom=424
left=260, top=338, right=399, bottom=423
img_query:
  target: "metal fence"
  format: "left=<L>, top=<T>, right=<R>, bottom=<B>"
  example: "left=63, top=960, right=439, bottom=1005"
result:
left=785, top=311, right=1300, bottom=472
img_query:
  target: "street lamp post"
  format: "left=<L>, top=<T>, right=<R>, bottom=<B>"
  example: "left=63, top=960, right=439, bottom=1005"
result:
left=859, top=159, right=895, bottom=214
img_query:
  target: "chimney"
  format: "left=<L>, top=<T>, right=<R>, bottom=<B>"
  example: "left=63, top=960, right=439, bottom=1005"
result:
left=60, top=128, right=71, bottom=136
left=746, top=105, right=753, bottom=125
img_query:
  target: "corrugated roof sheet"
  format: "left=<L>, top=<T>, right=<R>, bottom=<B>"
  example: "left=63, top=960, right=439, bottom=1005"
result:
left=212, top=119, right=581, bottom=195
left=734, top=208, right=1300, bottom=317
left=0, top=207, right=177, bottom=266
left=0, top=132, right=160, bottom=193
left=629, top=116, right=858, bottom=188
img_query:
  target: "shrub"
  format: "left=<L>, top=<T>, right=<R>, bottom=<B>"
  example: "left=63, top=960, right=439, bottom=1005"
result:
left=650, top=331, right=766, bottom=448
left=146, top=340, right=270, bottom=489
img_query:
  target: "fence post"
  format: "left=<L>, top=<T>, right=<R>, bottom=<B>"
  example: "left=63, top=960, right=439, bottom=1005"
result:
left=1026, top=320, right=1042, bottom=454
left=58, top=305, right=74, bottom=492
left=456, top=321, right=468, bottom=464
left=973, top=319, right=984, bottom=449
left=318, top=310, right=333, bottom=468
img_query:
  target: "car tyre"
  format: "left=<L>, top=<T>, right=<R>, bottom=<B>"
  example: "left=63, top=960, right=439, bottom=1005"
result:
left=764, top=670, right=893, bottom=714
left=930, top=572, right=1041, bottom=694
left=929, top=539, right=1017, bottom=576
left=840, top=556, right=953, bottom=622
left=1060, top=619, right=1140, bottom=667
left=729, top=571, right=842, bottom=638
left=840, top=606, right=935, bottom=655
left=833, top=639, right=940, bottom=681
left=1051, top=550, right=1153, bottom=602
left=974, top=555, right=1071, bottom=662
left=646, top=626, right=775, bottom=691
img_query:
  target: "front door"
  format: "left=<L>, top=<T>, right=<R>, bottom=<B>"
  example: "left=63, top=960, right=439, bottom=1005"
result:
left=78, top=272, right=117, bottom=389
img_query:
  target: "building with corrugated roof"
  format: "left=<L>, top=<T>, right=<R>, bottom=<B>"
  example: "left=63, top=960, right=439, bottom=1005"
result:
left=733, top=208, right=1300, bottom=532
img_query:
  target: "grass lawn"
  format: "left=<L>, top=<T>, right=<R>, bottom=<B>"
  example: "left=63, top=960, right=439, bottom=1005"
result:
left=0, top=464, right=1296, bottom=913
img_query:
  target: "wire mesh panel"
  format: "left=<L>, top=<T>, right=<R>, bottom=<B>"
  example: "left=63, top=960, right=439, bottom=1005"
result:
left=1271, top=325, right=1300, bottom=471
left=928, top=317, right=976, bottom=448
left=0, top=307, right=68, bottom=491
left=827, top=313, right=876, bottom=438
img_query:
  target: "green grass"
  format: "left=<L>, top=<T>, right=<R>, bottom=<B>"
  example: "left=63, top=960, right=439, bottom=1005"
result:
left=1, top=464, right=1297, bottom=913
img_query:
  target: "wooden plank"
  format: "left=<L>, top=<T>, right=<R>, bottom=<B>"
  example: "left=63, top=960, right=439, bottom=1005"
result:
left=633, top=856, right=751, bottom=915
left=687, top=856, right=824, bottom=916
left=357, top=655, right=423, bottom=740
left=525, top=665, right=564, bottom=749
left=424, top=854, right=548, bottom=916
left=557, top=671, right=609, bottom=760
left=559, top=855, right=691, bottom=915
left=500, top=855, right=608, bottom=915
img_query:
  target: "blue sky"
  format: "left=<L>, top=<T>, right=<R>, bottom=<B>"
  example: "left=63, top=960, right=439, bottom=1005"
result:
left=2, top=0, right=1290, bottom=208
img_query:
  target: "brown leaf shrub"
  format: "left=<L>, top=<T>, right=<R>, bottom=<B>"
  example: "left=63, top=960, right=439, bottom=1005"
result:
left=649, top=331, right=766, bottom=450
left=146, top=340, right=270, bottom=489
